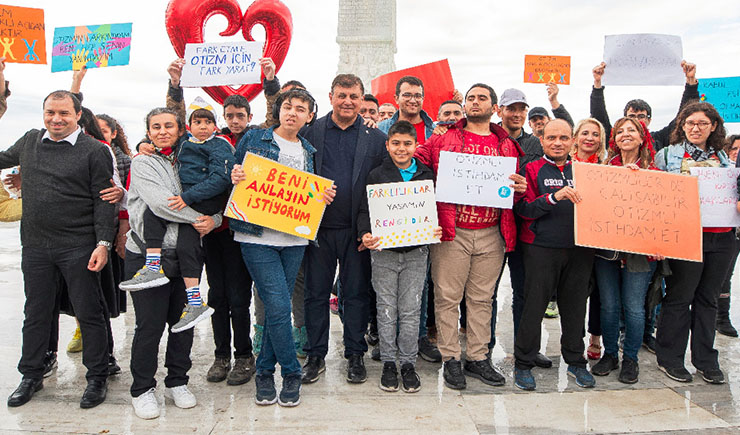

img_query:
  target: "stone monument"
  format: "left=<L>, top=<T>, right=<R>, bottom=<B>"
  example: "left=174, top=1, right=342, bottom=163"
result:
left=336, top=0, right=396, bottom=91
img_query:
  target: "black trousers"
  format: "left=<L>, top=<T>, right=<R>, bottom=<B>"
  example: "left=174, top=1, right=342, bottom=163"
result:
left=656, top=231, right=735, bottom=370
left=20, top=245, right=109, bottom=381
left=515, top=244, right=594, bottom=370
left=142, top=207, right=205, bottom=279
left=304, top=227, right=370, bottom=358
left=126, top=250, right=193, bottom=397
left=203, top=229, right=254, bottom=359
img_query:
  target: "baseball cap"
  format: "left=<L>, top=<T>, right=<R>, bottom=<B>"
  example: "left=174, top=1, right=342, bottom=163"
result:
left=499, top=88, right=528, bottom=107
left=528, top=106, right=549, bottom=120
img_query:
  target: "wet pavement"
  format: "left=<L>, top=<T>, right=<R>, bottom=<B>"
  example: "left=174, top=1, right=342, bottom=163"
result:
left=0, top=221, right=739, bottom=434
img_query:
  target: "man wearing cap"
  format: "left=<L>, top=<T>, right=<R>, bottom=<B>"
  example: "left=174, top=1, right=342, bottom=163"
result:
left=528, top=107, right=549, bottom=139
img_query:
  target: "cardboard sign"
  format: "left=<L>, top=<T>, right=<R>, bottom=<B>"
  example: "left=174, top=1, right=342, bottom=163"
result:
left=698, top=77, right=740, bottom=123
left=690, top=167, right=740, bottom=227
left=0, top=5, right=46, bottom=64
left=435, top=151, right=517, bottom=209
left=366, top=180, right=439, bottom=249
left=573, top=162, right=702, bottom=262
left=371, top=59, right=454, bottom=123
left=524, top=55, right=570, bottom=85
left=51, top=23, right=132, bottom=72
left=180, top=41, right=262, bottom=87
left=225, top=153, right=332, bottom=241
left=602, top=34, right=684, bottom=86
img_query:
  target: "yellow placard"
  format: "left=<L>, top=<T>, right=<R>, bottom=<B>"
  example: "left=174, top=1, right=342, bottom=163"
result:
left=225, top=152, right=333, bottom=241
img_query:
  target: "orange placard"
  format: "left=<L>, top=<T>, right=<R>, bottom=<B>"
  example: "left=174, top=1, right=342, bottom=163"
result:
left=572, top=162, right=702, bottom=262
left=524, top=55, right=570, bottom=85
left=0, top=5, right=46, bottom=64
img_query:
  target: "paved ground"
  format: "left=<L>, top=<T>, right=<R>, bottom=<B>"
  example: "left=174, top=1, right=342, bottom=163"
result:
left=0, top=221, right=739, bottom=434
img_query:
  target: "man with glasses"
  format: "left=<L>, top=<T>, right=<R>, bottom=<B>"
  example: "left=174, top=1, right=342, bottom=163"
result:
left=378, top=76, right=435, bottom=142
left=590, top=60, right=699, bottom=151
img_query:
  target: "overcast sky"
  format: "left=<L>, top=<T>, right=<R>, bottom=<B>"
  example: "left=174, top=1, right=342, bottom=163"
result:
left=1, top=0, right=739, bottom=152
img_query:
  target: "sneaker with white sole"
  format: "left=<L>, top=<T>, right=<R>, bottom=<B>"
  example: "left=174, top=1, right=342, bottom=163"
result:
left=132, top=388, right=160, bottom=419
left=171, top=304, right=214, bottom=333
left=164, top=385, right=197, bottom=409
left=120, top=267, right=169, bottom=292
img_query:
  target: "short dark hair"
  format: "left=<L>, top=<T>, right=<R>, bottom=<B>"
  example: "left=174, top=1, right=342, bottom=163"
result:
left=387, top=120, right=417, bottom=140
left=438, top=100, right=462, bottom=114
left=43, top=90, right=81, bottom=113
left=223, top=95, right=251, bottom=115
left=146, top=107, right=184, bottom=131
left=282, top=80, right=305, bottom=91
left=331, top=74, right=364, bottom=94
left=395, top=76, right=424, bottom=96
left=363, top=94, right=379, bottom=107
left=623, top=99, right=652, bottom=118
left=465, top=83, right=497, bottom=105
left=189, top=108, right=216, bottom=125
left=280, top=89, right=316, bottom=114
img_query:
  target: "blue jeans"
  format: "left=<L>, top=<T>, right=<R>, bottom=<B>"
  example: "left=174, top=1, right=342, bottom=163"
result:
left=594, top=258, right=656, bottom=361
left=240, top=242, right=305, bottom=377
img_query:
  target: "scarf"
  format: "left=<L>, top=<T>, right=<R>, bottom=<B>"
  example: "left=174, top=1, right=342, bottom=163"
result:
left=682, top=141, right=715, bottom=162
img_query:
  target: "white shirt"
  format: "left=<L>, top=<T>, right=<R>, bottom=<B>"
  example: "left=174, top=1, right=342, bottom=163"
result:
left=42, top=126, right=82, bottom=145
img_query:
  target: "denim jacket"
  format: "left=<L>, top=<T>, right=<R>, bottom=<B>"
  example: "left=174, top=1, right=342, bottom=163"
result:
left=655, top=143, right=731, bottom=173
left=378, top=109, right=435, bottom=141
left=228, top=126, right=317, bottom=236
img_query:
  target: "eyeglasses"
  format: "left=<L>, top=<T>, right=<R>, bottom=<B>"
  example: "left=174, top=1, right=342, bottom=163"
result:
left=684, top=121, right=713, bottom=130
left=627, top=114, right=650, bottom=120
left=400, top=93, right=424, bottom=101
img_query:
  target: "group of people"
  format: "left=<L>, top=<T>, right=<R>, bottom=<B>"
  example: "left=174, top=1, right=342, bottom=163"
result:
left=0, top=52, right=738, bottom=419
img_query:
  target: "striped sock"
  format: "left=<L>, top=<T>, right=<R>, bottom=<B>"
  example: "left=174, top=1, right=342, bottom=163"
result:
left=186, top=286, right=203, bottom=306
left=145, top=253, right=161, bottom=272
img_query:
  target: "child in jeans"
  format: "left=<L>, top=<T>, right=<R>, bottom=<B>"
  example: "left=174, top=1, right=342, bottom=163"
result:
left=120, top=97, right=235, bottom=333
left=357, top=120, right=442, bottom=392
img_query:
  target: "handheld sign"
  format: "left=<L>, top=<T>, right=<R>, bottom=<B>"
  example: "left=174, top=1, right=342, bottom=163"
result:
left=435, top=151, right=517, bottom=209
left=602, top=34, right=684, bottom=86
left=0, top=5, right=45, bottom=64
left=690, top=167, right=740, bottom=227
left=573, top=162, right=702, bottom=262
left=523, top=55, right=570, bottom=85
left=225, top=153, right=332, bottom=241
left=180, top=41, right=262, bottom=87
left=366, top=180, right=439, bottom=249
left=51, top=23, right=132, bottom=72
left=698, top=77, right=740, bottom=123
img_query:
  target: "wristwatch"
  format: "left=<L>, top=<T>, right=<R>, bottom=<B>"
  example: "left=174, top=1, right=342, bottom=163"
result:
left=97, top=241, right=112, bottom=248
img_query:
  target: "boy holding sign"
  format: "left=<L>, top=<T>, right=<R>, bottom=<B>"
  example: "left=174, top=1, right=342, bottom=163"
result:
left=357, top=121, right=442, bottom=393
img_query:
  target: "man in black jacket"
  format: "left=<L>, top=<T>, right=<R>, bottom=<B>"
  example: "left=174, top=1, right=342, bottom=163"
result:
left=0, top=90, right=115, bottom=408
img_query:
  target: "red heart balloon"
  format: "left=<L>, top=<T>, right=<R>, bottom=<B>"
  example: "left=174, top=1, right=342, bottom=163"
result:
left=165, top=0, right=293, bottom=104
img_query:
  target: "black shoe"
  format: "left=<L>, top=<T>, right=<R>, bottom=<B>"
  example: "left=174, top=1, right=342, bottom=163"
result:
left=463, top=359, right=505, bottom=386
left=42, top=351, right=58, bottom=378
left=301, top=355, right=325, bottom=384
left=716, top=317, right=739, bottom=338
left=591, top=353, right=619, bottom=376
left=618, top=357, right=639, bottom=384
left=534, top=352, right=552, bottom=368
left=418, top=336, right=442, bottom=362
left=658, top=365, right=693, bottom=383
left=7, top=378, right=42, bottom=407
left=346, top=354, right=367, bottom=384
left=697, top=368, right=725, bottom=384
left=642, top=335, right=657, bottom=354
left=371, top=346, right=381, bottom=362
left=365, top=325, right=379, bottom=347
left=108, top=354, right=121, bottom=376
left=443, top=359, right=466, bottom=390
left=80, top=379, right=107, bottom=409
left=400, top=363, right=421, bottom=393
left=379, top=362, right=398, bottom=392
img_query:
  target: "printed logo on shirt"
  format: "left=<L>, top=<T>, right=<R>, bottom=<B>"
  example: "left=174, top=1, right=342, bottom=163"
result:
left=543, top=178, right=574, bottom=188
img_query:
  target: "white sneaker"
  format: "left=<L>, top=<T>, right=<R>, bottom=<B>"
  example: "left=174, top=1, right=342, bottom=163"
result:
left=132, top=388, right=160, bottom=420
left=164, top=385, right=197, bottom=409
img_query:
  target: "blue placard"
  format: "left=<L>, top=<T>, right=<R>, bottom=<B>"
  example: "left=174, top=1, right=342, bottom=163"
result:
left=698, top=77, right=740, bottom=123
left=51, top=23, right=132, bottom=72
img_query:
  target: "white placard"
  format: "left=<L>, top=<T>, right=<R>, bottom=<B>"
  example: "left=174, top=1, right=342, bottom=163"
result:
left=435, top=151, right=517, bottom=208
left=180, top=41, right=262, bottom=87
left=602, top=34, right=684, bottom=86
left=366, top=180, right=439, bottom=249
left=690, top=167, right=740, bottom=227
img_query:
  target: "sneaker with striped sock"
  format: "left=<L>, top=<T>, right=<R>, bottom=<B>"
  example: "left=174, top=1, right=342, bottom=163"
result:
left=119, top=267, right=169, bottom=291
left=171, top=304, right=214, bottom=333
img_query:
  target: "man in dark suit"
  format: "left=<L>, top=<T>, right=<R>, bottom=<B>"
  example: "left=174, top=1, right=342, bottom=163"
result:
left=300, top=74, right=387, bottom=384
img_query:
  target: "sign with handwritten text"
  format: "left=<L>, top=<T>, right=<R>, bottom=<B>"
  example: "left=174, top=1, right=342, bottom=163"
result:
left=573, top=162, right=702, bottom=262
left=698, top=77, right=740, bottom=123
left=524, top=55, right=570, bottom=85
left=602, top=34, right=684, bottom=86
left=435, top=151, right=517, bottom=209
left=0, top=5, right=46, bottom=64
left=690, top=167, right=740, bottom=227
left=367, top=180, right=439, bottom=249
left=181, top=41, right=262, bottom=87
left=225, top=153, right=332, bottom=241
left=51, top=23, right=132, bottom=72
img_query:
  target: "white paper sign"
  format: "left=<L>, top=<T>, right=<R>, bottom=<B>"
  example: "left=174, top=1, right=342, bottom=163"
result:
left=435, top=151, right=517, bottom=208
left=366, top=180, right=440, bottom=249
left=180, top=41, right=262, bottom=87
left=690, top=167, right=740, bottom=227
left=602, top=34, right=684, bottom=86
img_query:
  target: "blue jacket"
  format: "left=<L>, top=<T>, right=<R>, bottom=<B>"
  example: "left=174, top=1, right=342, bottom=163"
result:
left=228, top=126, right=317, bottom=236
left=176, top=133, right=235, bottom=205
left=655, top=143, right=731, bottom=173
left=378, top=109, right=435, bottom=141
